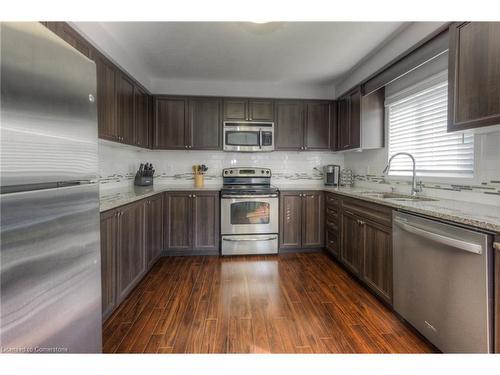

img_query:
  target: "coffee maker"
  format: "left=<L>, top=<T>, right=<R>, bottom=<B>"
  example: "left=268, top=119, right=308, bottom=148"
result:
left=323, top=165, right=341, bottom=186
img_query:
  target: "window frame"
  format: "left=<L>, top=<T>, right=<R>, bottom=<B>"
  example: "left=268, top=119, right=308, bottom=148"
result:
left=385, top=71, right=475, bottom=180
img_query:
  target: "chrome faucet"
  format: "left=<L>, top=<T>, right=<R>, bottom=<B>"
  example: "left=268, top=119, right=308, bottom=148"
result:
left=383, top=152, right=422, bottom=196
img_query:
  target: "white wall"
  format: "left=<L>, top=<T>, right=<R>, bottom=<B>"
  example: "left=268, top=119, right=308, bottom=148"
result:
left=335, top=22, right=446, bottom=96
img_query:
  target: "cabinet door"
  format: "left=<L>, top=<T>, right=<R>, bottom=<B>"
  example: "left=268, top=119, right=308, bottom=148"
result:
left=192, top=192, right=220, bottom=251
left=188, top=98, right=222, bottom=150
left=337, top=98, right=350, bottom=150
left=223, top=99, right=248, bottom=121
left=341, top=211, right=363, bottom=276
left=134, top=86, right=150, bottom=148
left=275, top=101, right=304, bottom=150
left=116, top=73, right=135, bottom=144
left=330, top=101, right=338, bottom=151
left=96, top=54, right=118, bottom=142
left=117, top=201, right=146, bottom=302
left=448, top=22, right=500, bottom=131
left=301, top=192, right=324, bottom=248
left=248, top=99, right=274, bottom=121
left=362, top=220, right=392, bottom=304
left=164, top=192, right=192, bottom=251
left=305, top=101, right=331, bottom=150
left=348, top=88, right=361, bottom=149
left=100, top=210, right=118, bottom=320
left=155, top=98, right=187, bottom=149
left=279, top=192, right=302, bottom=250
left=146, top=194, right=163, bottom=269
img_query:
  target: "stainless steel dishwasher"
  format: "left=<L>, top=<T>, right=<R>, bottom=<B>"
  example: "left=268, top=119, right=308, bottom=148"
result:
left=393, top=211, right=493, bottom=353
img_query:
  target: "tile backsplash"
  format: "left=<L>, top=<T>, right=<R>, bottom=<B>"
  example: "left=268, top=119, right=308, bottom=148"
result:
left=98, top=140, right=344, bottom=190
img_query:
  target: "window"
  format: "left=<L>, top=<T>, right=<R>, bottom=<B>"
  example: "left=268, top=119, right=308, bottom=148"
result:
left=387, top=75, right=474, bottom=178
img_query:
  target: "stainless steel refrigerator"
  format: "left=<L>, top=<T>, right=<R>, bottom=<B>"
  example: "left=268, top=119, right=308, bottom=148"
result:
left=0, top=22, right=102, bottom=353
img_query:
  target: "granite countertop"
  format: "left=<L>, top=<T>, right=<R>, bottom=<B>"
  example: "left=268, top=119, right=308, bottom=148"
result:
left=100, top=183, right=500, bottom=234
left=99, top=183, right=222, bottom=212
left=320, top=186, right=500, bottom=234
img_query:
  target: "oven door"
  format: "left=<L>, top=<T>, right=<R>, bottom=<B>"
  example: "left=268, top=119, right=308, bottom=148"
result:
left=223, top=123, right=274, bottom=152
left=221, top=195, right=278, bottom=235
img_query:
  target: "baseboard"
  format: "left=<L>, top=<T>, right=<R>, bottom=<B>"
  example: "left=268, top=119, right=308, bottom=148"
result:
left=278, top=247, right=324, bottom=254
left=161, top=249, right=220, bottom=257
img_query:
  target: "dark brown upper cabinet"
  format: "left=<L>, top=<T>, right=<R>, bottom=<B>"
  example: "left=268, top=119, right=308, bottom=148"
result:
left=223, top=98, right=274, bottom=121
left=134, top=85, right=150, bottom=148
left=338, top=88, right=361, bottom=150
left=164, top=191, right=219, bottom=253
left=116, top=73, right=135, bottom=145
left=44, top=22, right=94, bottom=60
left=448, top=22, right=500, bottom=132
left=305, top=101, right=332, bottom=150
left=279, top=191, right=324, bottom=251
left=276, top=100, right=333, bottom=151
left=188, top=97, right=222, bottom=150
left=155, top=97, right=221, bottom=150
left=154, top=97, right=188, bottom=149
left=275, top=100, right=304, bottom=150
left=96, top=53, right=118, bottom=142
left=337, top=87, right=384, bottom=151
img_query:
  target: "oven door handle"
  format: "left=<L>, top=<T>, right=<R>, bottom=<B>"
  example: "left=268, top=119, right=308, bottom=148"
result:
left=223, top=236, right=278, bottom=242
left=221, top=194, right=278, bottom=199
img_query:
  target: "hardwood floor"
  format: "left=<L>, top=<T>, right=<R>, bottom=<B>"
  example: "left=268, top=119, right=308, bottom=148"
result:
left=102, top=252, right=435, bottom=353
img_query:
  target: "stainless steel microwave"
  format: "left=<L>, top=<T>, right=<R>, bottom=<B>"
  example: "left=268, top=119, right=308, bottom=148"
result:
left=223, top=121, right=274, bottom=152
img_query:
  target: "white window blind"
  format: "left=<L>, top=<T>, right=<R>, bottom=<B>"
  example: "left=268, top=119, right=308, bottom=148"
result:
left=387, top=80, right=474, bottom=178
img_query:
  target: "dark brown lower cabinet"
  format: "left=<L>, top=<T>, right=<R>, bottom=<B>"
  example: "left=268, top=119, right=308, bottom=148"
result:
left=146, top=194, right=163, bottom=269
left=192, top=192, right=220, bottom=251
left=362, top=220, right=392, bottom=303
left=279, top=191, right=324, bottom=251
left=100, top=195, right=163, bottom=320
left=338, top=196, right=393, bottom=304
left=116, top=200, right=146, bottom=301
left=164, top=191, right=219, bottom=254
left=100, top=210, right=118, bottom=321
left=341, top=210, right=364, bottom=275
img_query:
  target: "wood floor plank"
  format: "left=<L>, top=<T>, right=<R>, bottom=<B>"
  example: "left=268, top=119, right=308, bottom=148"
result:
left=103, top=253, right=436, bottom=354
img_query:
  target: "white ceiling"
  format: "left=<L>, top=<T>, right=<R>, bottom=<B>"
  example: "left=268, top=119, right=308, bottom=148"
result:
left=75, top=22, right=406, bottom=97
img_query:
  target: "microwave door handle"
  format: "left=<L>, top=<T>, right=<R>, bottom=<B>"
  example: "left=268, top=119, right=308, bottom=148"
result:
left=259, top=128, right=262, bottom=149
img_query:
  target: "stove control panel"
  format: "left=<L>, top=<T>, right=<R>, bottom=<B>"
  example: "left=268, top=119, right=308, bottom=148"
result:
left=222, top=168, right=271, bottom=177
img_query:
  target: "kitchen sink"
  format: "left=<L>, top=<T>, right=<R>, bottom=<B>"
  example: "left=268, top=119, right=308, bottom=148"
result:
left=359, top=191, right=438, bottom=202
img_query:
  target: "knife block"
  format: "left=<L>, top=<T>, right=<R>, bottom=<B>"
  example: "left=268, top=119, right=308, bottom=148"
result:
left=194, top=174, right=204, bottom=188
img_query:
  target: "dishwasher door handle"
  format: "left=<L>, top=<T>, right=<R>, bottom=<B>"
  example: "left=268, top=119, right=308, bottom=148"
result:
left=394, top=219, right=483, bottom=254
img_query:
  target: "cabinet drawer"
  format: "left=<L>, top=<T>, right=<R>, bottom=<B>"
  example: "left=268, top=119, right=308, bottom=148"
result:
left=326, top=230, right=339, bottom=257
left=342, top=197, right=392, bottom=228
left=325, top=193, right=340, bottom=209
left=326, top=206, right=338, bottom=220
left=326, top=217, right=338, bottom=231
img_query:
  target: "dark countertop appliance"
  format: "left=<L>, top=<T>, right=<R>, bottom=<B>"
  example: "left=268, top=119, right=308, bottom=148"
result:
left=134, top=163, right=154, bottom=186
left=324, top=165, right=340, bottom=186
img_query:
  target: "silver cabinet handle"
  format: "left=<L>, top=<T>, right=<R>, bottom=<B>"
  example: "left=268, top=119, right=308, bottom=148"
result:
left=223, top=236, right=277, bottom=242
left=192, top=194, right=196, bottom=198
left=259, top=128, right=263, bottom=150
left=394, top=219, right=483, bottom=254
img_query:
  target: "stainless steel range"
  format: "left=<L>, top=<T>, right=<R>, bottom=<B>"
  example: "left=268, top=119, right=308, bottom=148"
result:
left=220, top=168, right=279, bottom=255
